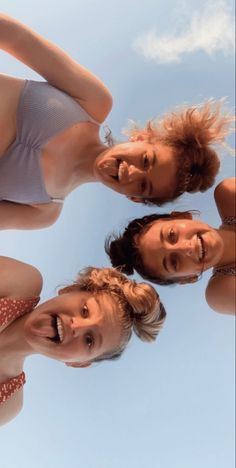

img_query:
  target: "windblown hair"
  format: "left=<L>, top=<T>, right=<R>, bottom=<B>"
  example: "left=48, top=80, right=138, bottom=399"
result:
left=59, top=267, right=166, bottom=362
left=124, top=100, right=234, bottom=205
left=105, top=213, right=191, bottom=285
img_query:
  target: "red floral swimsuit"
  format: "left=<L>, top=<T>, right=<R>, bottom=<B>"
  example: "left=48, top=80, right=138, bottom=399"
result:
left=0, top=297, right=39, bottom=404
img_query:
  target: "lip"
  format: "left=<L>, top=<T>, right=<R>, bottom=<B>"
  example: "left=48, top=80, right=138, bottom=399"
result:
left=197, top=233, right=207, bottom=262
left=98, top=157, right=119, bottom=176
left=38, top=314, right=64, bottom=344
left=56, top=315, right=64, bottom=343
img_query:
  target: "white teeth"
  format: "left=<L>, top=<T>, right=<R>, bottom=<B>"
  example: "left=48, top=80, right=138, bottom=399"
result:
left=56, top=316, right=64, bottom=343
left=197, top=235, right=205, bottom=262
left=118, top=162, right=124, bottom=181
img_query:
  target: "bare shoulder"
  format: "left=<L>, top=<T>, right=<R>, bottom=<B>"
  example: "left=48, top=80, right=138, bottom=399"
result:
left=0, top=387, right=23, bottom=427
left=0, top=256, right=43, bottom=298
left=214, top=178, right=236, bottom=220
left=205, top=275, right=236, bottom=315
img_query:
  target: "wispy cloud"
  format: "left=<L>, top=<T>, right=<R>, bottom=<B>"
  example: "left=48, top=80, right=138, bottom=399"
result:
left=133, top=1, right=235, bottom=64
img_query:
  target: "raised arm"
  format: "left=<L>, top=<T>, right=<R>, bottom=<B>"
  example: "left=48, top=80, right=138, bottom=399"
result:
left=0, top=256, right=43, bottom=298
left=0, top=200, right=62, bottom=230
left=205, top=275, right=235, bottom=315
left=0, top=13, right=112, bottom=122
left=205, top=177, right=236, bottom=315
left=214, top=177, right=236, bottom=221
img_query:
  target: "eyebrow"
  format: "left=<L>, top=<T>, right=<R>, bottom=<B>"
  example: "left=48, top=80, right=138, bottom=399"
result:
left=96, top=330, right=103, bottom=350
left=162, top=257, right=169, bottom=273
left=147, top=151, right=157, bottom=197
left=152, top=151, right=157, bottom=168
left=160, top=226, right=170, bottom=273
left=147, top=180, right=153, bottom=197
left=93, top=296, right=104, bottom=350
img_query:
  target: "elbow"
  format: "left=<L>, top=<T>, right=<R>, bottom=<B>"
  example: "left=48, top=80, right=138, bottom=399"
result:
left=105, top=91, right=113, bottom=115
left=214, top=178, right=235, bottom=204
left=96, top=92, right=113, bottom=123
left=205, top=291, right=236, bottom=316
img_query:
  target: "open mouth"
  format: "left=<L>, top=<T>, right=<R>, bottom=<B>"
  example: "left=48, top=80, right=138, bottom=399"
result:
left=197, top=234, right=206, bottom=262
left=110, top=159, right=123, bottom=182
left=48, top=315, right=64, bottom=343
left=110, top=159, right=120, bottom=181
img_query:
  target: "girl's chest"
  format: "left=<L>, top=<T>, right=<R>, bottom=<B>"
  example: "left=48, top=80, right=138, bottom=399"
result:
left=40, top=122, right=98, bottom=193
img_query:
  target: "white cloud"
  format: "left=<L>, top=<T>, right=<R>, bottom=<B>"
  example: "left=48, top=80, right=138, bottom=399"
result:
left=133, top=1, right=235, bottom=64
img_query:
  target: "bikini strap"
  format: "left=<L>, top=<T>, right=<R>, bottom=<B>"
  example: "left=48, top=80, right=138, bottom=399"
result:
left=0, top=372, right=26, bottom=404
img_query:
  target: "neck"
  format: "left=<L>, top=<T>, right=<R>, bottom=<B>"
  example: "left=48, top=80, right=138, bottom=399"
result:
left=71, top=138, right=107, bottom=187
left=0, top=315, right=35, bottom=372
left=216, top=227, right=236, bottom=267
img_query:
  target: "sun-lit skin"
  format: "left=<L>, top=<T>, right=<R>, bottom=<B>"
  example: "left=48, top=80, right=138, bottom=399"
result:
left=93, top=141, right=178, bottom=200
left=138, top=218, right=225, bottom=281
left=23, top=291, right=122, bottom=363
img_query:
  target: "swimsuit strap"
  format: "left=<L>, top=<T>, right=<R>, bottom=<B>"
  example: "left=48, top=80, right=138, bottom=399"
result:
left=212, top=264, right=236, bottom=278
left=0, top=372, right=26, bottom=404
left=212, top=215, right=236, bottom=277
left=0, top=296, right=40, bottom=405
left=0, top=296, right=40, bottom=327
left=223, top=216, right=236, bottom=226
left=51, top=198, right=64, bottom=204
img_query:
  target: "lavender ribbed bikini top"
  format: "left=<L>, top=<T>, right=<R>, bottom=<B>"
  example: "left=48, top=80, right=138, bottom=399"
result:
left=0, top=80, right=98, bottom=204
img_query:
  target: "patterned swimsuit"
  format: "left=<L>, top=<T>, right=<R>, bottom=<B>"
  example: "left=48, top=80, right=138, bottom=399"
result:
left=0, top=297, right=39, bottom=404
left=212, top=216, right=236, bottom=278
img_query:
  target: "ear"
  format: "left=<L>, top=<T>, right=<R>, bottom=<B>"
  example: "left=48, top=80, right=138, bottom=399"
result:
left=177, top=275, right=199, bottom=285
left=170, top=211, right=193, bottom=220
left=65, top=361, right=92, bottom=368
left=127, top=196, right=144, bottom=204
left=129, top=135, right=145, bottom=142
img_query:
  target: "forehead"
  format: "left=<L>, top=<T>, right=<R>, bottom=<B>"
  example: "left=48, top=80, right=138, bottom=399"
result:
left=92, top=292, right=122, bottom=353
left=142, top=217, right=195, bottom=238
left=138, top=220, right=163, bottom=272
left=150, top=143, right=177, bottom=199
left=127, top=141, right=177, bottom=199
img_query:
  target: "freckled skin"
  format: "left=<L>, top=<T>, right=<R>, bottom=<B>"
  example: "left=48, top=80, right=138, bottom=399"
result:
left=24, top=291, right=122, bottom=363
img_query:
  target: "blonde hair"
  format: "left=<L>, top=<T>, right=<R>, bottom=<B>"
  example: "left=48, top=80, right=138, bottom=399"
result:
left=124, top=100, right=235, bottom=204
left=59, top=267, right=166, bottom=361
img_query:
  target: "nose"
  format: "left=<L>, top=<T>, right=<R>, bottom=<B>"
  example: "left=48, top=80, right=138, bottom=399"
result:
left=70, top=317, right=88, bottom=338
left=126, top=163, right=143, bottom=182
left=168, top=239, right=195, bottom=258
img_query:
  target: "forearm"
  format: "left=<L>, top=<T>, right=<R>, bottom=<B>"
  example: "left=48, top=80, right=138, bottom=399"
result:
left=0, top=201, right=61, bottom=230
left=0, top=13, right=112, bottom=121
left=0, top=13, right=72, bottom=83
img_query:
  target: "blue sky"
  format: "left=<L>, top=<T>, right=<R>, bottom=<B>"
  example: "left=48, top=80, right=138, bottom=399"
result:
left=0, top=1, right=235, bottom=468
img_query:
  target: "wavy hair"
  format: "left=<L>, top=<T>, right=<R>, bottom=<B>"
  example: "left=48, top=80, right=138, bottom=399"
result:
left=124, top=100, right=234, bottom=204
left=59, top=266, right=166, bottom=362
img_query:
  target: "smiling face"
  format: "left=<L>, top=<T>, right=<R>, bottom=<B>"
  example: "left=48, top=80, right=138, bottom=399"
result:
left=93, top=141, right=177, bottom=201
left=24, top=291, right=122, bottom=364
left=137, top=218, right=224, bottom=282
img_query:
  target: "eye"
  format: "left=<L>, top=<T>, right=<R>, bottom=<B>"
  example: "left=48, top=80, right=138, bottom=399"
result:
left=143, top=153, right=149, bottom=169
left=168, top=228, right=177, bottom=244
left=85, top=333, right=94, bottom=349
left=81, top=304, right=89, bottom=319
left=170, top=253, right=179, bottom=272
